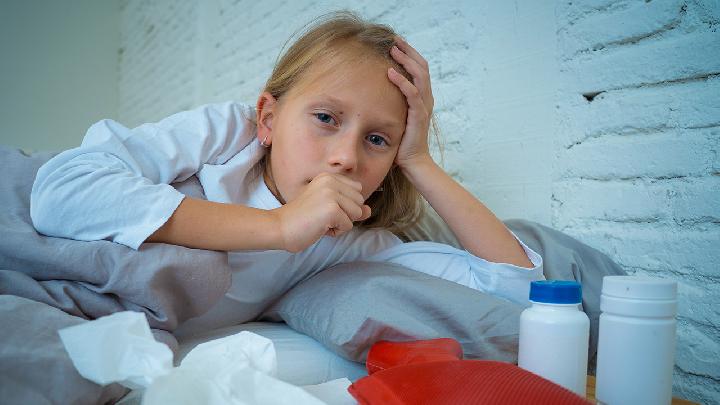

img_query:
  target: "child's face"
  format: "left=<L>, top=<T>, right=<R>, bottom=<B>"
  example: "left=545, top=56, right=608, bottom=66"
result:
left=261, top=54, right=407, bottom=203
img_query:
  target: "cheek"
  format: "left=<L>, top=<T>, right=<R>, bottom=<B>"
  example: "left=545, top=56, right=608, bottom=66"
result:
left=272, top=124, right=322, bottom=190
left=363, top=157, right=395, bottom=192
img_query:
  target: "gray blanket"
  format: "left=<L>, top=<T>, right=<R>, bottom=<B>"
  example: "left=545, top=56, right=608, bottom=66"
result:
left=0, top=147, right=232, bottom=332
left=0, top=147, right=233, bottom=404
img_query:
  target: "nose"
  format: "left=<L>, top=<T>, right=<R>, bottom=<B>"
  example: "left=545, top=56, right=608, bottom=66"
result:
left=327, top=130, right=360, bottom=173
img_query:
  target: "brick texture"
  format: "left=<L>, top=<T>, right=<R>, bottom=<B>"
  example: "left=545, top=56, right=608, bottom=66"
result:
left=555, top=1, right=719, bottom=403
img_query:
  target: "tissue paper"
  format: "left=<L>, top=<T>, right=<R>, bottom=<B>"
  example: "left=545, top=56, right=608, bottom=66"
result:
left=59, top=311, right=351, bottom=405
left=145, top=331, right=325, bottom=404
left=58, top=311, right=172, bottom=389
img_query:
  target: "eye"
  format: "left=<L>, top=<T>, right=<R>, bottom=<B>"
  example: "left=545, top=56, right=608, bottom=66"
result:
left=367, top=134, right=388, bottom=147
left=314, top=112, right=336, bottom=125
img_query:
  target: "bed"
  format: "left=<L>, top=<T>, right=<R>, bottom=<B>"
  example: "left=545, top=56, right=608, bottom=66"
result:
left=0, top=146, right=627, bottom=404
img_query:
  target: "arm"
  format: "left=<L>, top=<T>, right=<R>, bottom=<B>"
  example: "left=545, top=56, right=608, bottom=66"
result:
left=148, top=173, right=372, bottom=252
left=146, top=197, right=281, bottom=251
left=33, top=100, right=372, bottom=252
left=388, top=38, right=533, bottom=268
left=31, top=102, right=259, bottom=249
left=401, top=156, right=533, bottom=268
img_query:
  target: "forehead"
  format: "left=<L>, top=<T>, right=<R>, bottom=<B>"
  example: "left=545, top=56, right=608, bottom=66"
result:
left=285, top=48, right=407, bottom=121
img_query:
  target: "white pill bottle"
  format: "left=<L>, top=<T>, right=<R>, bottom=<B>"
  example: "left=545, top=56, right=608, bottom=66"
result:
left=595, top=276, right=678, bottom=405
left=518, top=280, right=589, bottom=396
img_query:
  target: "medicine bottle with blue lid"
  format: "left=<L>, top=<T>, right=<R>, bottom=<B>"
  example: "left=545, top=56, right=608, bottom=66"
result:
left=518, top=280, right=590, bottom=397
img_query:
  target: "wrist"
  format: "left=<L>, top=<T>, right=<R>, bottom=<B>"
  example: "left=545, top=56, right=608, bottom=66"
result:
left=265, top=207, right=287, bottom=250
left=398, top=154, right=439, bottom=181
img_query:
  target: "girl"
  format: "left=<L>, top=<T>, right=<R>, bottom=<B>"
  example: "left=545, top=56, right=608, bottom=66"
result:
left=31, top=12, right=542, bottom=333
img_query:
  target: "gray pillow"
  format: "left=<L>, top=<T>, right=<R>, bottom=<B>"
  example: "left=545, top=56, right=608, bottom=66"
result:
left=261, top=261, right=524, bottom=363
left=265, top=216, right=626, bottom=371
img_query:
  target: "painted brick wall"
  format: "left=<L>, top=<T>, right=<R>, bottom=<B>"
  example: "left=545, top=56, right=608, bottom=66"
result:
left=555, top=1, right=719, bottom=403
left=118, top=1, right=719, bottom=402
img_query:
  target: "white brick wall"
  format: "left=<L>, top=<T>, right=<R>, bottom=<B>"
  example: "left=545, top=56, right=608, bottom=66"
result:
left=556, top=1, right=719, bottom=403
left=118, top=0, right=198, bottom=125
left=118, top=1, right=719, bottom=402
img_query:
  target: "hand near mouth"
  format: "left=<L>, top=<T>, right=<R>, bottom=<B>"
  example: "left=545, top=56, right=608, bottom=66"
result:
left=272, top=172, right=372, bottom=253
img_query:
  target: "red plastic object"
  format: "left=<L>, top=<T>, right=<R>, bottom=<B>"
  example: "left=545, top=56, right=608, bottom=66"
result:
left=349, top=339, right=592, bottom=405
left=365, top=338, right=463, bottom=375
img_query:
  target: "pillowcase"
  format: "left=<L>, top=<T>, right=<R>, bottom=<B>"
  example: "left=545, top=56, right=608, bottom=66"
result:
left=261, top=261, right=524, bottom=363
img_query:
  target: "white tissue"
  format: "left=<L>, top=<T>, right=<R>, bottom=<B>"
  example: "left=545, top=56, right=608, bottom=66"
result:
left=59, top=311, right=351, bottom=405
left=58, top=311, right=172, bottom=389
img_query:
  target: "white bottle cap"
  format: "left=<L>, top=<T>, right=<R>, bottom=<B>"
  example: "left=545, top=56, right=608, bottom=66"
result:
left=601, top=276, right=677, bottom=318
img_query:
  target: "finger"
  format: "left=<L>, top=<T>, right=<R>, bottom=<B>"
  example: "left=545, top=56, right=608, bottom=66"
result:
left=359, top=204, right=372, bottom=221
left=313, top=172, right=362, bottom=191
left=337, top=183, right=366, bottom=207
left=328, top=211, right=354, bottom=237
left=388, top=67, right=427, bottom=113
left=394, top=36, right=429, bottom=71
left=390, top=45, right=429, bottom=90
left=393, top=38, right=434, bottom=111
left=335, top=193, right=365, bottom=221
left=331, top=174, right=366, bottom=204
left=314, top=173, right=365, bottom=205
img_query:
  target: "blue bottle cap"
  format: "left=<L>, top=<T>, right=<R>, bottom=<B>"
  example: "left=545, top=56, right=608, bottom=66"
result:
left=529, top=280, right=582, bottom=304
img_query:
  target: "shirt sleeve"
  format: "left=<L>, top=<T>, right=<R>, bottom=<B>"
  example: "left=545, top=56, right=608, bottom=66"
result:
left=365, top=232, right=544, bottom=306
left=30, top=101, right=257, bottom=249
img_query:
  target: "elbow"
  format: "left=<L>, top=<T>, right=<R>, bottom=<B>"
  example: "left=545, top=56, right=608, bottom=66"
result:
left=30, top=161, right=88, bottom=239
left=30, top=177, right=61, bottom=237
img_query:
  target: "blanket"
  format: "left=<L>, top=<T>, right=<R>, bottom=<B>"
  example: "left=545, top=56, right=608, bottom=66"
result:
left=0, top=147, right=232, bottom=404
left=0, top=147, right=232, bottom=332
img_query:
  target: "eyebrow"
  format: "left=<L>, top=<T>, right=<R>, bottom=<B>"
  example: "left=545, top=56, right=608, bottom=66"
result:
left=311, top=94, right=404, bottom=133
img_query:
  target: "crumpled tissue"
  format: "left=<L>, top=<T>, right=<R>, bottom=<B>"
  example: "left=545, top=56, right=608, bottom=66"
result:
left=58, top=311, right=356, bottom=405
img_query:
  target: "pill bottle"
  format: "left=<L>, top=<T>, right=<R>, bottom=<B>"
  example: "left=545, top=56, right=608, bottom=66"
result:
left=595, top=276, right=677, bottom=405
left=518, top=280, right=589, bottom=396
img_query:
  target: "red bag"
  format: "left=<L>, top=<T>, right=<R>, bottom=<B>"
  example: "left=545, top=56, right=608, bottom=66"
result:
left=365, top=338, right=463, bottom=375
left=349, top=339, right=592, bottom=405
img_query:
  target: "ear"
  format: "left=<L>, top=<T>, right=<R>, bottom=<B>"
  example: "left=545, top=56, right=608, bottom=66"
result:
left=256, top=92, right=277, bottom=146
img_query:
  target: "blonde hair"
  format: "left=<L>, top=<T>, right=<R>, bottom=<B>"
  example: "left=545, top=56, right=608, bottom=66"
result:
left=264, top=11, right=441, bottom=233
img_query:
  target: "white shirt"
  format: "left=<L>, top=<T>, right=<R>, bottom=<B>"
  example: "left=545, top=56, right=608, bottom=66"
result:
left=31, top=101, right=544, bottom=334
